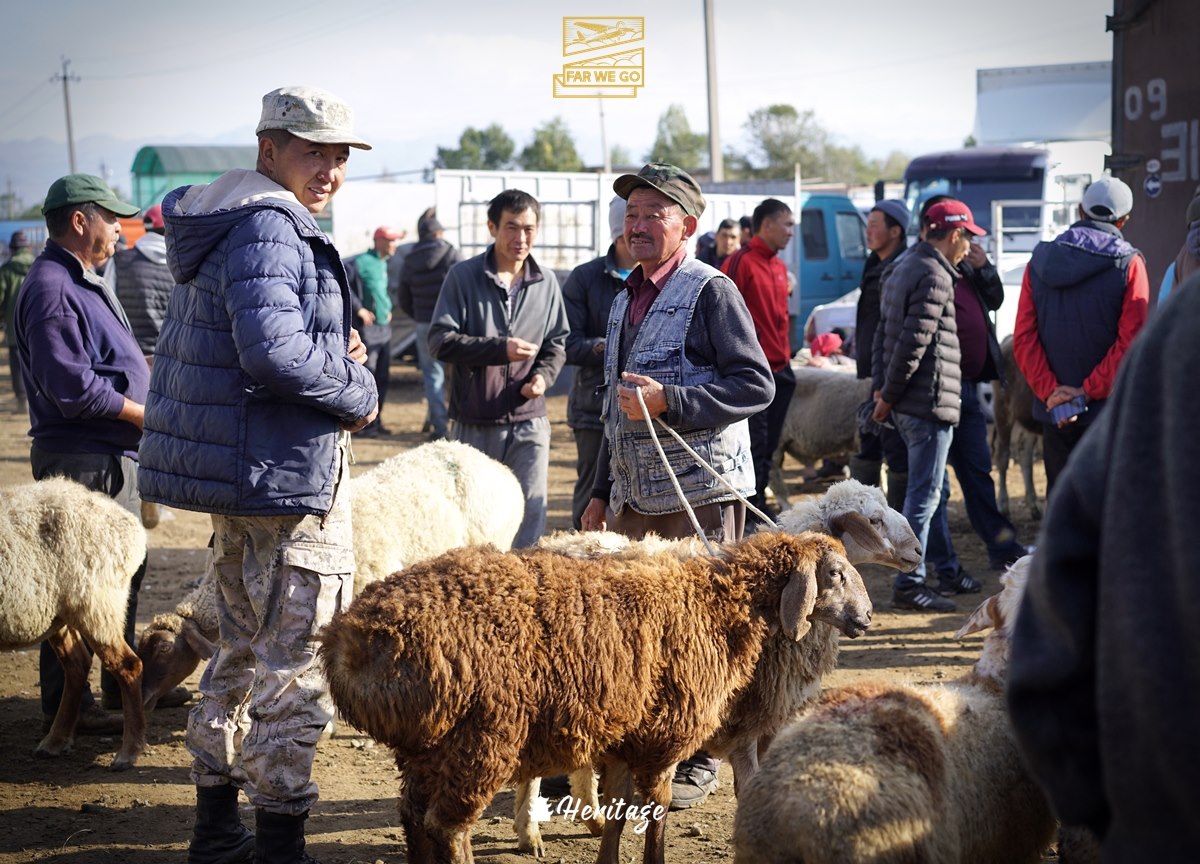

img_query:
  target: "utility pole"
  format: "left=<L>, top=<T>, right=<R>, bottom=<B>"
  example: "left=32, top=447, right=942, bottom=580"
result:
left=598, top=95, right=612, bottom=174
left=704, top=0, right=724, bottom=182
left=51, top=57, right=79, bottom=174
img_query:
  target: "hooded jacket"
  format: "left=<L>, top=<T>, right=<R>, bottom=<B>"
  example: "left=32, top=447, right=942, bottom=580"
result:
left=398, top=237, right=460, bottom=323
left=872, top=240, right=962, bottom=424
left=114, top=232, right=172, bottom=354
left=138, top=169, right=378, bottom=517
left=1013, top=219, right=1148, bottom=426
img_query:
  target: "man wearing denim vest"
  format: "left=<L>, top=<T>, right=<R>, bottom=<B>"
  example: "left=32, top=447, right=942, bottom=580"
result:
left=581, top=162, right=774, bottom=811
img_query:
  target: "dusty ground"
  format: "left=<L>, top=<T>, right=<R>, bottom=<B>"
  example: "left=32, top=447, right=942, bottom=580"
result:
left=0, top=361, right=1049, bottom=864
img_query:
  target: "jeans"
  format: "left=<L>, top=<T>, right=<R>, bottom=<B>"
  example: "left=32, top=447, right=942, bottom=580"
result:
left=415, top=322, right=448, bottom=438
left=453, top=416, right=550, bottom=548
left=929, top=383, right=1024, bottom=572
left=891, top=412, right=954, bottom=589
left=362, top=323, right=391, bottom=412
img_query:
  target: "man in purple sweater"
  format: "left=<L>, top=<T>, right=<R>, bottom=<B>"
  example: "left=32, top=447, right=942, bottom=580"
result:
left=13, top=174, right=163, bottom=733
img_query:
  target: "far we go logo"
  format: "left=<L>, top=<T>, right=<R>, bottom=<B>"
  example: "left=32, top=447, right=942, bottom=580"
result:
left=553, top=17, right=645, bottom=99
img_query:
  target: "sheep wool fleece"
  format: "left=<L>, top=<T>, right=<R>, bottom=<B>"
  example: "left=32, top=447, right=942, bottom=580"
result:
left=188, top=441, right=354, bottom=815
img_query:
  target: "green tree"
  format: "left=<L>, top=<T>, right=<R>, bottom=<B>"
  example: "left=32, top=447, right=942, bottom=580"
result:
left=742, top=104, right=829, bottom=179
left=609, top=144, right=634, bottom=169
left=646, top=104, right=707, bottom=171
left=434, top=124, right=515, bottom=170
left=519, top=118, right=584, bottom=172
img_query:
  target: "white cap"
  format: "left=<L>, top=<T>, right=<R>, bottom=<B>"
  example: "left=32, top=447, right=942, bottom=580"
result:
left=256, top=86, right=372, bottom=151
left=1081, top=176, right=1133, bottom=223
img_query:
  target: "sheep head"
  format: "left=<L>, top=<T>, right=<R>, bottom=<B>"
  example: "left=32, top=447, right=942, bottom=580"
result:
left=955, top=554, right=1032, bottom=683
left=820, top=480, right=921, bottom=572
left=137, top=616, right=215, bottom=709
left=746, top=532, right=872, bottom=642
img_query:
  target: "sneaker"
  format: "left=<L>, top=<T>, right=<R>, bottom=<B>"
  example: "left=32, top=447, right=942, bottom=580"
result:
left=989, top=545, right=1035, bottom=570
left=892, top=584, right=957, bottom=612
left=669, top=761, right=719, bottom=811
left=43, top=702, right=124, bottom=736
left=936, top=567, right=983, bottom=596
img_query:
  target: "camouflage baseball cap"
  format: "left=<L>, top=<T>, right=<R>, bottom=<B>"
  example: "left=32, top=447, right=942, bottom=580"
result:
left=613, top=162, right=706, bottom=218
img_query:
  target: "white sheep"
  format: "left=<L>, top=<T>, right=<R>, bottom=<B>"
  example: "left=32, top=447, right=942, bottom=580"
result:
left=0, top=478, right=147, bottom=770
left=136, top=440, right=524, bottom=708
left=320, top=531, right=872, bottom=864
left=732, top=556, right=1057, bottom=864
left=512, top=479, right=920, bottom=856
left=769, top=363, right=871, bottom=508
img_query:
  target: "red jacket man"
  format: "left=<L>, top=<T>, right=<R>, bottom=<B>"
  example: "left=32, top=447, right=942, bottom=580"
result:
left=721, top=197, right=795, bottom=520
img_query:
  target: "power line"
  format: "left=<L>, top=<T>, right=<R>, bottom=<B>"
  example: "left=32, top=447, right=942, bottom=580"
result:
left=0, top=79, right=50, bottom=124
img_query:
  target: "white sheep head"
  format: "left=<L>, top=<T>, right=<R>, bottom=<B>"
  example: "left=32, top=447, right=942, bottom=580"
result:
left=955, top=554, right=1032, bottom=683
left=777, top=479, right=922, bottom=572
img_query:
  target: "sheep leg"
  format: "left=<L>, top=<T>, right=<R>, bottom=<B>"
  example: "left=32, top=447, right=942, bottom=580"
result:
left=399, top=773, right=436, bottom=864
left=726, top=740, right=759, bottom=797
left=34, top=626, right=89, bottom=758
left=596, top=757, right=633, bottom=864
left=91, top=638, right=145, bottom=771
left=569, top=766, right=605, bottom=836
left=1019, top=430, right=1042, bottom=520
left=513, top=777, right=545, bottom=858
left=636, top=769, right=671, bottom=864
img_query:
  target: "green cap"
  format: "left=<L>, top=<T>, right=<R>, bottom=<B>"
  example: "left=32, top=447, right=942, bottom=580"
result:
left=613, top=162, right=706, bottom=218
left=42, top=174, right=140, bottom=218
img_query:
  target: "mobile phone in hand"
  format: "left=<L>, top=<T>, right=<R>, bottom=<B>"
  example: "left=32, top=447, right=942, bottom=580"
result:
left=1049, top=395, right=1087, bottom=424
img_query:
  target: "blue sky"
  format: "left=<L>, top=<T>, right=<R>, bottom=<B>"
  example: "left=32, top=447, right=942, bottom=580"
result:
left=0, top=0, right=1112, bottom=206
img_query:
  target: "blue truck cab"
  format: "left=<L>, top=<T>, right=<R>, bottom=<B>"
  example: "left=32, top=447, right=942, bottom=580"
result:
left=783, top=192, right=867, bottom=350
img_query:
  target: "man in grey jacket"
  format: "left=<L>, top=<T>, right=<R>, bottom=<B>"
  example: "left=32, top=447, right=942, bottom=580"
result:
left=872, top=200, right=979, bottom=612
left=428, top=188, right=568, bottom=548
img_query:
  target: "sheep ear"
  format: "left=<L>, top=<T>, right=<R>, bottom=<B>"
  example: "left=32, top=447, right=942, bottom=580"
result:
left=828, top=511, right=890, bottom=559
left=955, top=594, right=1000, bottom=639
left=181, top=619, right=217, bottom=659
left=779, top=561, right=819, bottom=641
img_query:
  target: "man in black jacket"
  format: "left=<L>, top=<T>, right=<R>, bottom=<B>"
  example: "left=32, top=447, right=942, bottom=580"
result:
left=872, top=200, right=978, bottom=612
left=399, top=209, right=459, bottom=440
left=562, top=196, right=636, bottom=528
left=851, top=199, right=909, bottom=507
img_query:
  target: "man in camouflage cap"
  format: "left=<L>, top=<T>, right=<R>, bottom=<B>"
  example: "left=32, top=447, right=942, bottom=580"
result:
left=581, top=162, right=774, bottom=810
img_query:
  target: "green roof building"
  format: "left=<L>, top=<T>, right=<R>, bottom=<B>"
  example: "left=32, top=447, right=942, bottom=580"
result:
left=130, top=145, right=258, bottom=208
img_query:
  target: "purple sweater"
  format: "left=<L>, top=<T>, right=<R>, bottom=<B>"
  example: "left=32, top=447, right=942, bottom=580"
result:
left=15, top=240, right=149, bottom=458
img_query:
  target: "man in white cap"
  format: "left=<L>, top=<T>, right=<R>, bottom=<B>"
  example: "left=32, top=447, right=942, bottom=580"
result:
left=139, top=86, right=379, bottom=864
left=1013, top=175, right=1149, bottom=493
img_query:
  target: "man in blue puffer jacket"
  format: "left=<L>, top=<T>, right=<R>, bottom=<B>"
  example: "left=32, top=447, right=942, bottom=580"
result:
left=138, top=86, right=378, bottom=864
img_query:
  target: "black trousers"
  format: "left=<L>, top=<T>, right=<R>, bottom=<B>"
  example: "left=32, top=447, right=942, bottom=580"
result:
left=749, top=365, right=797, bottom=515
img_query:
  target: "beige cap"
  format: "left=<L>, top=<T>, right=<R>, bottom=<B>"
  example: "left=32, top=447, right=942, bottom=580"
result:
left=256, top=86, right=372, bottom=150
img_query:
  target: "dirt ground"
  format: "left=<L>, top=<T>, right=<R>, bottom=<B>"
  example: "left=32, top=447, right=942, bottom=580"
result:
left=0, top=361, right=1049, bottom=864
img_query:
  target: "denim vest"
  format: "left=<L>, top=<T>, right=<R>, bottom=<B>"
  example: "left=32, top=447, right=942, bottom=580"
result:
left=603, top=257, right=754, bottom=515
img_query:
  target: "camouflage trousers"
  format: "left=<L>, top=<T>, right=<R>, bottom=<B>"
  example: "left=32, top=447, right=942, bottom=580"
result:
left=188, top=440, right=354, bottom=814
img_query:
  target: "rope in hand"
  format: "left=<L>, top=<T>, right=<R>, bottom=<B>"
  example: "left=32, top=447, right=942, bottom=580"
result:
left=632, top=386, right=778, bottom=555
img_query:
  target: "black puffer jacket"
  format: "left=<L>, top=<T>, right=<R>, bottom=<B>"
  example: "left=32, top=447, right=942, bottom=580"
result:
left=114, top=233, right=173, bottom=354
left=398, top=238, right=460, bottom=323
left=872, top=241, right=961, bottom=424
left=855, top=244, right=906, bottom=379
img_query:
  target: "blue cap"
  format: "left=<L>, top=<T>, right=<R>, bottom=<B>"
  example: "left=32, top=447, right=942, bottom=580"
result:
left=872, top=199, right=910, bottom=231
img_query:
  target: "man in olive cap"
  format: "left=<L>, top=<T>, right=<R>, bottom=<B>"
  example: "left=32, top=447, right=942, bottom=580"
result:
left=139, top=86, right=378, bottom=864
left=12, top=174, right=147, bottom=739
left=0, top=230, right=34, bottom=412
left=580, top=162, right=774, bottom=810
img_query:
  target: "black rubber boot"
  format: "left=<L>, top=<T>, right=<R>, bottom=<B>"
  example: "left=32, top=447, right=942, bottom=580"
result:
left=254, top=808, right=319, bottom=864
left=885, top=470, right=908, bottom=514
left=187, top=784, right=255, bottom=864
left=848, top=456, right=882, bottom=487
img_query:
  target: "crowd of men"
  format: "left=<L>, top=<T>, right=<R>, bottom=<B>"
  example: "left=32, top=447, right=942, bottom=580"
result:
left=2, top=82, right=1197, bottom=860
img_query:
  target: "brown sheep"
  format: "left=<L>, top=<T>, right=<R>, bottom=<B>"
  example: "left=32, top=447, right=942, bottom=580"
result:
left=319, top=531, right=870, bottom=864
left=993, top=335, right=1042, bottom=519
